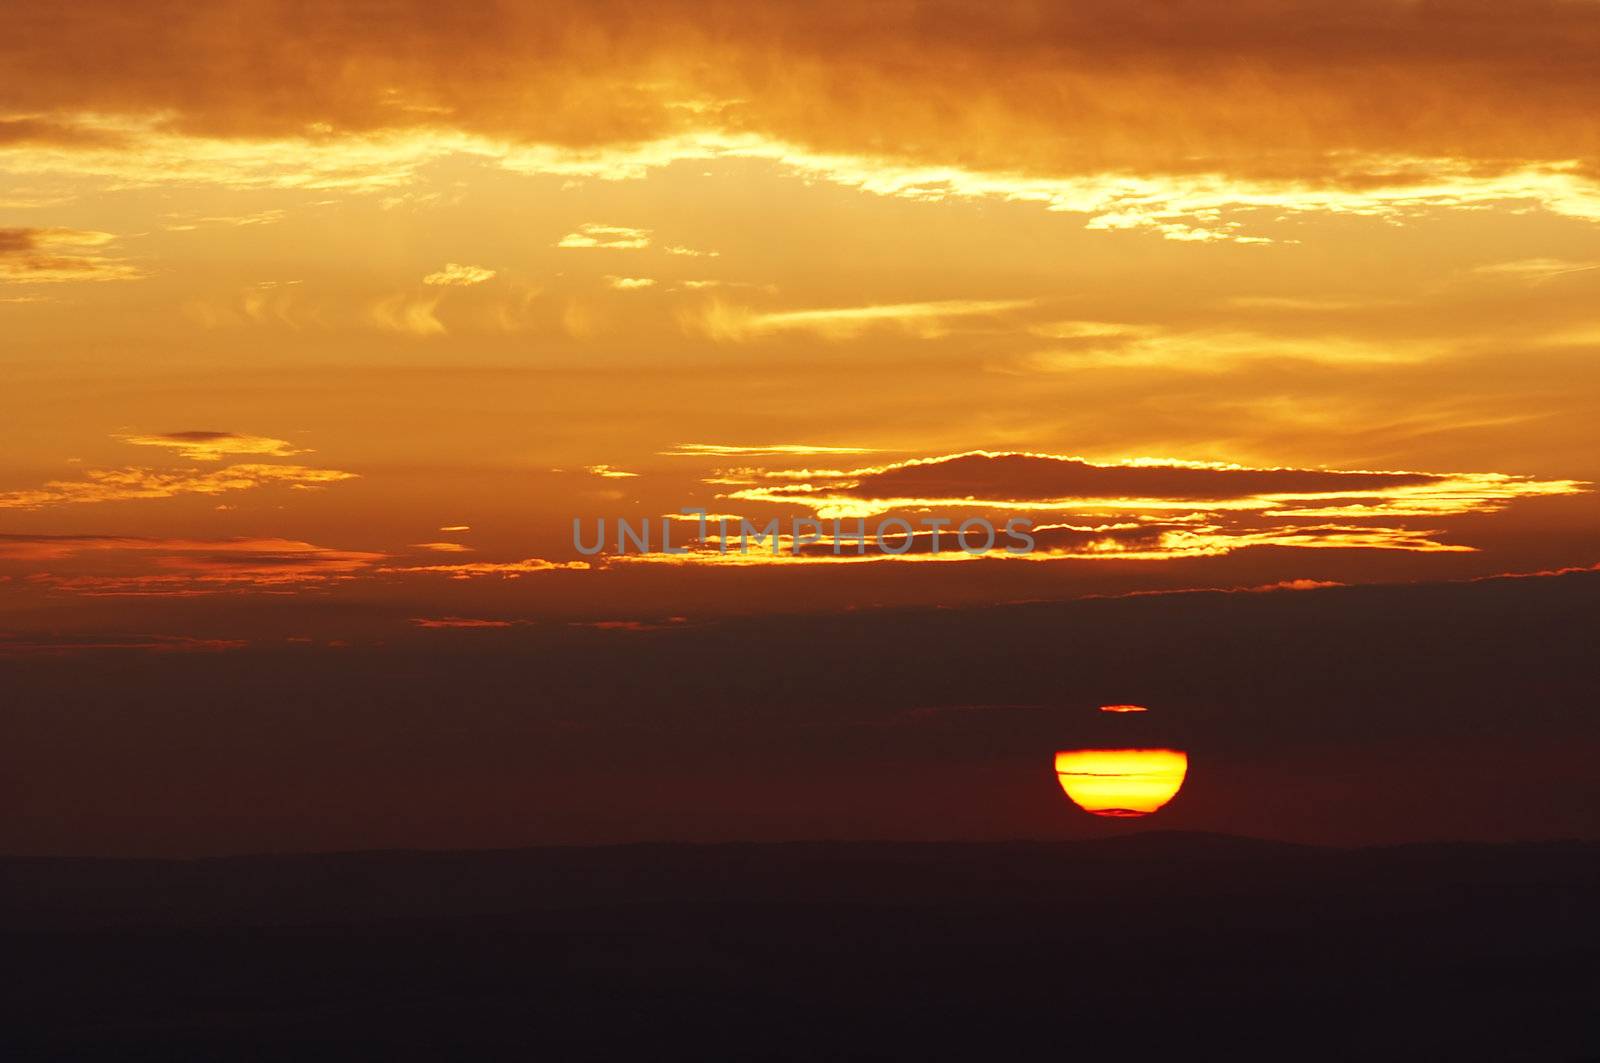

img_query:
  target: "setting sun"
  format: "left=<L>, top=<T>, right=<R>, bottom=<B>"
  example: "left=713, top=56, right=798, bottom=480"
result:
left=1054, top=749, right=1190, bottom=818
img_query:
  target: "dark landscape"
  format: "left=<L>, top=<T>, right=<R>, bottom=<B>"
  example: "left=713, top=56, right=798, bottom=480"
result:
left=3, top=832, right=1597, bottom=1061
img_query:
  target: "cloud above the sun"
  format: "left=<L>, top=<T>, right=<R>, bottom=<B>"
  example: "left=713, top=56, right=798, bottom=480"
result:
left=7, top=1, right=1600, bottom=239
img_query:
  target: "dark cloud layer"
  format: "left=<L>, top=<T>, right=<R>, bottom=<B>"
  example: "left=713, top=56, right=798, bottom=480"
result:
left=4, top=1, right=1600, bottom=182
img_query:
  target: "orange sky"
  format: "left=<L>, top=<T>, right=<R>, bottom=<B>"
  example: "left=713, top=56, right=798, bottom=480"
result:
left=4, top=0, right=1600, bottom=641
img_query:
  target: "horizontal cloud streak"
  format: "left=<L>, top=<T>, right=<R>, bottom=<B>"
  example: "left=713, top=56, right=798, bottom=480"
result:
left=0, top=535, right=386, bottom=595
left=117, top=431, right=307, bottom=462
left=0, top=464, right=356, bottom=510
left=723, top=451, right=1584, bottom=520
left=7, top=3, right=1600, bottom=238
left=0, top=226, right=139, bottom=282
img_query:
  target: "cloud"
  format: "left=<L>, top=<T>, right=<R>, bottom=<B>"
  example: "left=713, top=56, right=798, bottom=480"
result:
left=1469, top=258, right=1600, bottom=284
left=422, top=262, right=496, bottom=286
left=1250, top=579, right=1345, bottom=592
left=1016, top=321, right=1430, bottom=371
left=410, top=542, right=474, bottom=553
left=557, top=223, right=650, bottom=249
left=610, top=517, right=1478, bottom=566
left=663, top=443, right=878, bottom=457
left=370, top=291, right=445, bottom=335
left=0, top=633, right=246, bottom=656
left=0, top=535, right=385, bottom=594
left=8, top=3, right=1600, bottom=238
left=605, top=275, right=655, bottom=290
left=117, top=431, right=307, bottom=462
left=0, top=533, right=148, bottom=562
left=584, top=464, right=638, bottom=479
left=684, top=298, right=1033, bottom=341
left=410, top=617, right=515, bottom=628
left=722, top=451, right=1585, bottom=521
left=0, top=115, right=128, bottom=149
left=846, top=453, right=1441, bottom=505
left=381, top=557, right=591, bottom=579
left=165, top=208, right=286, bottom=230
left=0, top=226, right=140, bottom=282
left=570, top=618, right=689, bottom=632
left=596, top=449, right=1586, bottom=565
left=0, top=463, right=357, bottom=510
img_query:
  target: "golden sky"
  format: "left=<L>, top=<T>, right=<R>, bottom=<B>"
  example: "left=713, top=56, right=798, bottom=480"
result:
left=4, top=0, right=1600, bottom=642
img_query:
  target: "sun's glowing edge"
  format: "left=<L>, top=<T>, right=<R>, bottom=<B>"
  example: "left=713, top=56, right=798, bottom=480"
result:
left=1054, top=747, right=1189, bottom=817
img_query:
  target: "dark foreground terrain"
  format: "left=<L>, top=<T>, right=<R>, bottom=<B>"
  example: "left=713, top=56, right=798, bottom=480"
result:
left=2, top=832, right=1596, bottom=1061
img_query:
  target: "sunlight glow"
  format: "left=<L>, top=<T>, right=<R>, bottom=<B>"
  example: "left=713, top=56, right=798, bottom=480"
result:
left=1054, top=748, right=1189, bottom=817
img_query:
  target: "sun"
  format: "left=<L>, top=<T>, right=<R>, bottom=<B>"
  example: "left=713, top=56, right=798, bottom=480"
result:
left=1053, top=748, right=1189, bottom=818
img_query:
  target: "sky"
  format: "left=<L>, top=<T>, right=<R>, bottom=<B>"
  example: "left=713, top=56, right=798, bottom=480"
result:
left=2, top=1, right=1598, bottom=853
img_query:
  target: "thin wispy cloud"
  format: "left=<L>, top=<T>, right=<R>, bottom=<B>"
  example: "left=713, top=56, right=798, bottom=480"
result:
left=0, top=535, right=385, bottom=594
left=685, top=298, right=1033, bottom=341
left=662, top=443, right=878, bottom=458
left=0, top=465, right=356, bottom=510
left=557, top=223, right=651, bottom=249
left=0, top=227, right=140, bottom=282
left=422, top=262, right=496, bottom=286
left=117, top=431, right=307, bottom=462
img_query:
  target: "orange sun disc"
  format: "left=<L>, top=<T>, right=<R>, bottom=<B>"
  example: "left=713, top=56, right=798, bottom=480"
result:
left=1054, top=748, right=1188, bottom=817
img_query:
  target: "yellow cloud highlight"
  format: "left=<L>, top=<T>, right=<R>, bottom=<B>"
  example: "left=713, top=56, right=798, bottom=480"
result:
left=0, top=464, right=357, bottom=510
left=1020, top=324, right=1433, bottom=371
left=9, top=111, right=1600, bottom=246
left=1469, top=257, right=1600, bottom=284
left=117, top=431, right=306, bottom=462
left=685, top=297, right=1033, bottom=341
left=663, top=443, right=878, bottom=457
left=410, top=617, right=513, bottom=628
left=607, top=520, right=1473, bottom=566
left=721, top=450, right=1585, bottom=521
left=557, top=223, right=651, bottom=249
left=422, top=262, right=496, bottom=286
left=381, top=558, right=591, bottom=579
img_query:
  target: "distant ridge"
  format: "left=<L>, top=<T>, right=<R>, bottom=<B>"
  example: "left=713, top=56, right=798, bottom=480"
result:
left=2, top=832, right=1595, bottom=1062
left=2, top=831, right=1595, bottom=934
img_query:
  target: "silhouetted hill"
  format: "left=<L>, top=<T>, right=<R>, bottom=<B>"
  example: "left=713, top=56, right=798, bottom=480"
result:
left=2, top=833, right=1596, bottom=1060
